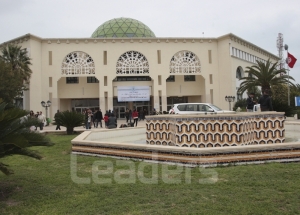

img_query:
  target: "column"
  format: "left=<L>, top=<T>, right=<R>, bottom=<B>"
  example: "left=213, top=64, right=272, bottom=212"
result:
left=99, top=75, right=113, bottom=112
left=50, top=78, right=60, bottom=117
left=161, top=75, right=168, bottom=112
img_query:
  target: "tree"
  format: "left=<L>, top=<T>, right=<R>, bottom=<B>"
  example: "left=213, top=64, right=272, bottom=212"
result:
left=0, top=102, right=52, bottom=175
left=0, top=44, right=32, bottom=104
left=53, top=110, right=85, bottom=135
left=237, top=59, right=295, bottom=95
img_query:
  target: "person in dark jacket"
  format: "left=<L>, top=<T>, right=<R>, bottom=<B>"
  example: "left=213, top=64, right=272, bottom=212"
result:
left=107, top=113, right=117, bottom=129
left=258, top=90, right=273, bottom=111
left=95, top=109, right=103, bottom=128
left=54, top=110, right=61, bottom=130
left=246, top=93, right=255, bottom=112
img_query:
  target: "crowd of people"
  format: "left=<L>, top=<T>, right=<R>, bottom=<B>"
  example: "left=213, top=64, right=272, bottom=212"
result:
left=246, top=90, right=273, bottom=112
left=83, top=108, right=146, bottom=129
left=28, top=110, right=46, bottom=130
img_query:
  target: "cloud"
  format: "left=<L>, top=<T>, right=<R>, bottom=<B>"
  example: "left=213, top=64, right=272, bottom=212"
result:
left=0, top=0, right=299, bottom=82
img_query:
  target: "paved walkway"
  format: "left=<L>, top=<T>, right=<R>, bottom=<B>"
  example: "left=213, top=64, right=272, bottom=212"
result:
left=41, top=119, right=147, bottom=132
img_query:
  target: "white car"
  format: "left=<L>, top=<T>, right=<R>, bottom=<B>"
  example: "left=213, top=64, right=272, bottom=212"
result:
left=169, top=103, right=235, bottom=114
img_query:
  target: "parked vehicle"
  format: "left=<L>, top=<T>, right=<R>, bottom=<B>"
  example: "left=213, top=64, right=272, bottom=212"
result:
left=169, top=103, right=235, bottom=114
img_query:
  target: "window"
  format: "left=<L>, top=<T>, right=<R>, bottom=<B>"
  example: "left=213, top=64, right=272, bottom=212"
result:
left=209, top=74, right=213, bottom=84
left=208, top=50, right=212, bottom=63
left=184, top=75, right=195, bottom=81
left=49, top=77, right=52, bottom=87
left=49, top=51, right=52, bottom=65
left=166, top=75, right=175, bottom=82
left=236, top=68, right=242, bottom=79
left=157, top=50, right=161, bottom=64
left=170, top=50, right=201, bottom=74
left=116, top=51, right=149, bottom=74
left=104, top=76, right=107, bottom=86
left=87, top=77, right=99, bottom=83
left=61, top=51, right=95, bottom=75
left=103, top=51, right=107, bottom=65
left=158, top=75, right=161, bottom=85
left=66, top=77, right=79, bottom=84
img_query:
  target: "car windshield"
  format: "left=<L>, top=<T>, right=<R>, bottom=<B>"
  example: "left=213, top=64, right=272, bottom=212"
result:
left=209, top=104, right=222, bottom=111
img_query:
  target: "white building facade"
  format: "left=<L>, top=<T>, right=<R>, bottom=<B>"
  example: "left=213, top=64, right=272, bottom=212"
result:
left=0, top=18, right=279, bottom=118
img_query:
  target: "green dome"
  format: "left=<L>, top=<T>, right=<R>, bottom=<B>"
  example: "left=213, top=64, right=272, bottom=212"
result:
left=91, top=17, right=156, bottom=38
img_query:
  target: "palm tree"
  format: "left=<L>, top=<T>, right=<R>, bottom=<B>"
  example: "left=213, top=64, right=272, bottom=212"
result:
left=53, top=110, right=85, bottom=135
left=0, top=44, right=32, bottom=80
left=0, top=44, right=32, bottom=104
left=0, top=102, right=52, bottom=175
left=237, top=59, right=295, bottom=95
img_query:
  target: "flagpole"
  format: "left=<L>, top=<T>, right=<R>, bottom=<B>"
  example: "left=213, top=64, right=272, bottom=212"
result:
left=284, top=44, right=290, bottom=106
left=288, top=68, right=290, bottom=106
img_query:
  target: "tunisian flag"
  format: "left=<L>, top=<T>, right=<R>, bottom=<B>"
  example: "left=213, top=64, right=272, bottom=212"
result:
left=287, top=52, right=297, bottom=68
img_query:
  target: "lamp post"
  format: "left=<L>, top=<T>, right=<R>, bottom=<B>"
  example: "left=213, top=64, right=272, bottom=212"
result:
left=225, top=96, right=235, bottom=111
left=41, top=100, right=51, bottom=122
left=284, top=44, right=290, bottom=106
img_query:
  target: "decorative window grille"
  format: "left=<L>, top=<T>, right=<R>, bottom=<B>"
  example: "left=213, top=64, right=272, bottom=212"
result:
left=116, top=51, right=149, bottom=74
left=62, top=51, right=95, bottom=75
left=170, top=51, right=201, bottom=74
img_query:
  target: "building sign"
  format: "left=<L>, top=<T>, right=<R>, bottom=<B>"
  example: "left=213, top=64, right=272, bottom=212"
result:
left=117, top=86, right=150, bottom=102
left=295, top=97, right=300, bottom=106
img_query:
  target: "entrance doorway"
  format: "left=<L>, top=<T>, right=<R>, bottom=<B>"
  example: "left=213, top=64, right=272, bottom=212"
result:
left=71, top=99, right=99, bottom=113
left=114, top=106, right=126, bottom=119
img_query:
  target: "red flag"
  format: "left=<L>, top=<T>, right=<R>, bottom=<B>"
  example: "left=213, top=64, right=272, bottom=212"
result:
left=287, top=52, right=297, bottom=68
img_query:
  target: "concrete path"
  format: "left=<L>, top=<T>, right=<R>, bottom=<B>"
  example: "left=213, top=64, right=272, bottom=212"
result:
left=41, top=119, right=147, bottom=132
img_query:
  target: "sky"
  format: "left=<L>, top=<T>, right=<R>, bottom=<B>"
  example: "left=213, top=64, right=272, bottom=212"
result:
left=1, top=0, right=299, bottom=82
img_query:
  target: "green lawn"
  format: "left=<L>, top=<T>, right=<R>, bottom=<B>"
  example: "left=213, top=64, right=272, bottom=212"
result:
left=1, top=134, right=300, bottom=215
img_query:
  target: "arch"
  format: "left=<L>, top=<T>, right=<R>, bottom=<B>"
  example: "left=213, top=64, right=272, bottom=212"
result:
left=116, top=51, right=149, bottom=75
left=61, top=51, right=95, bottom=76
left=236, top=66, right=245, bottom=100
left=170, top=50, right=201, bottom=74
left=236, top=66, right=244, bottom=79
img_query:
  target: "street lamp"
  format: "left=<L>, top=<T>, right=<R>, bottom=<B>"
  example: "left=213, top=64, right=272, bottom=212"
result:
left=225, top=96, right=235, bottom=111
left=41, top=100, right=51, bottom=121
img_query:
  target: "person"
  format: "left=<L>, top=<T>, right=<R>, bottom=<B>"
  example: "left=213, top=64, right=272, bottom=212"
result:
left=104, top=113, right=109, bottom=128
left=84, top=109, right=89, bottom=129
left=125, top=109, right=129, bottom=123
left=129, top=109, right=132, bottom=123
left=258, top=90, right=273, bottom=111
left=29, top=110, right=35, bottom=118
left=54, top=110, right=61, bottom=130
left=107, top=113, right=117, bottom=129
left=246, top=93, right=255, bottom=112
left=91, top=110, right=96, bottom=128
left=95, top=109, right=103, bottom=128
left=132, top=109, right=139, bottom=127
left=87, top=109, right=92, bottom=129
left=38, top=111, right=46, bottom=130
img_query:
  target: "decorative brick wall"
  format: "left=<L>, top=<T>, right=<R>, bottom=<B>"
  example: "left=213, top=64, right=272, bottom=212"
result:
left=145, top=112, right=285, bottom=147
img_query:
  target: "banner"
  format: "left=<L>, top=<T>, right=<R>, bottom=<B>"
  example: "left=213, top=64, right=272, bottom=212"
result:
left=117, top=86, right=150, bottom=102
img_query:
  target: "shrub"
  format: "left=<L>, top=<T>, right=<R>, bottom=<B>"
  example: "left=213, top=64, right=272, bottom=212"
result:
left=233, top=99, right=247, bottom=111
left=53, top=110, right=85, bottom=135
left=272, top=99, right=296, bottom=117
left=0, top=102, right=52, bottom=175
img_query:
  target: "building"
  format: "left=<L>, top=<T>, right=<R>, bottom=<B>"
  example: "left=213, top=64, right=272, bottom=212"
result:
left=0, top=17, right=279, bottom=118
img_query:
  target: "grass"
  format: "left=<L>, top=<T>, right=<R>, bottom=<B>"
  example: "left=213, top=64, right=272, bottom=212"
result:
left=1, top=134, right=300, bottom=215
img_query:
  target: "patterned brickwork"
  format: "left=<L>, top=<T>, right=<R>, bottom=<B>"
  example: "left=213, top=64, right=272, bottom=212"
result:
left=145, top=113, right=285, bottom=147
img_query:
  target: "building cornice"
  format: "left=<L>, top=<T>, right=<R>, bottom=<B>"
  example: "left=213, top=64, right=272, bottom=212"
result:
left=218, top=33, right=280, bottom=60
left=0, top=33, right=279, bottom=60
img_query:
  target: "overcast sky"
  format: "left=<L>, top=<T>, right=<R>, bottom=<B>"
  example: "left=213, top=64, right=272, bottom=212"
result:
left=1, top=0, right=299, bottom=82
